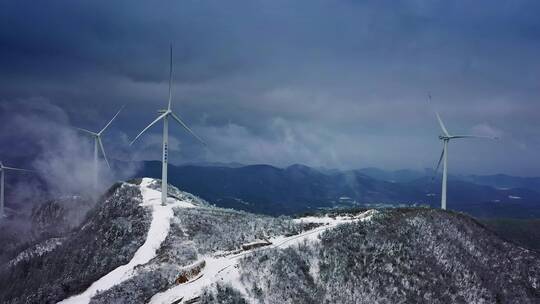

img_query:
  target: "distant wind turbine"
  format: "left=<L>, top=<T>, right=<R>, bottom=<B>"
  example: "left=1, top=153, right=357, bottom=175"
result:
left=130, top=45, right=206, bottom=206
left=0, top=162, right=34, bottom=219
left=431, top=99, right=497, bottom=210
left=76, top=106, right=124, bottom=190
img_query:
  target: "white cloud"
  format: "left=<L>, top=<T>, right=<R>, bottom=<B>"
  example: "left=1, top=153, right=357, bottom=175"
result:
left=470, top=123, right=503, bottom=139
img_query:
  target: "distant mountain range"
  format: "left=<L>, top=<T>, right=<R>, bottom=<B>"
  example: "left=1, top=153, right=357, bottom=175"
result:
left=356, top=166, right=540, bottom=190
left=128, top=161, right=540, bottom=219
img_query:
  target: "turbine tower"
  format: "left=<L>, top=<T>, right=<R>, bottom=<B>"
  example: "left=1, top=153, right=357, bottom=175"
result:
left=130, top=45, right=206, bottom=206
left=433, top=111, right=497, bottom=210
left=76, top=106, right=123, bottom=190
left=0, top=162, right=34, bottom=218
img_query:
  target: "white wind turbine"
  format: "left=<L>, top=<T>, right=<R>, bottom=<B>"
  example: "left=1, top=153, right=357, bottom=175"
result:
left=76, top=106, right=123, bottom=190
left=432, top=105, right=497, bottom=210
left=0, top=162, right=34, bottom=218
left=130, top=45, right=206, bottom=206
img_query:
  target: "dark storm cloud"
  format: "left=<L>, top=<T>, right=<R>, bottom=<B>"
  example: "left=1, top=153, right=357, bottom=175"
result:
left=1, top=0, right=540, bottom=176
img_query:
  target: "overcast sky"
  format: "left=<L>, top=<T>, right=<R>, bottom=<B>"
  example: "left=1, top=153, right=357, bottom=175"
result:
left=1, top=0, right=539, bottom=176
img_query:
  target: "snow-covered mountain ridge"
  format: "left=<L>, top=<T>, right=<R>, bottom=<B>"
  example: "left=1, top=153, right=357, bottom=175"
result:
left=0, top=178, right=539, bottom=304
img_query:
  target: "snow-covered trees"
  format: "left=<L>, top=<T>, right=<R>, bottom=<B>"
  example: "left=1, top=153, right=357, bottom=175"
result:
left=237, top=209, right=540, bottom=304
left=91, top=198, right=306, bottom=303
left=200, top=283, right=248, bottom=304
left=240, top=242, right=321, bottom=304
left=2, top=179, right=539, bottom=304
left=0, top=182, right=151, bottom=304
left=174, top=207, right=302, bottom=254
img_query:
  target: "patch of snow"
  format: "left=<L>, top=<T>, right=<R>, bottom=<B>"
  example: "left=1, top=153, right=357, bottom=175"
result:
left=508, top=195, right=522, bottom=200
left=58, top=178, right=195, bottom=304
left=233, top=197, right=250, bottom=205
left=9, top=238, right=63, bottom=267
left=293, top=210, right=377, bottom=225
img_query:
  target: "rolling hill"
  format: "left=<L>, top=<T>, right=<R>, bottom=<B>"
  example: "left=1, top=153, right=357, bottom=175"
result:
left=0, top=179, right=538, bottom=303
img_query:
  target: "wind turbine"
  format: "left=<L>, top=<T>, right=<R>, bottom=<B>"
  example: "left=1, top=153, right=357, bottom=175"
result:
left=432, top=107, right=497, bottom=210
left=130, top=45, right=206, bottom=206
left=0, top=162, right=34, bottom=218
left=76, top=106, right=123, bottom=190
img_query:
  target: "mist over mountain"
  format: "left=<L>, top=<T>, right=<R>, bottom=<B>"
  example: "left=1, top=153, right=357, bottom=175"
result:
left=128, top=161, right=540, bottom=219
left=357, top=167, right=540, bottom=191
left=5, top=158, right=540, bottom=220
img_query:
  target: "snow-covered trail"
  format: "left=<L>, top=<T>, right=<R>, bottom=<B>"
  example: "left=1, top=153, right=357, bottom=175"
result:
left=58, top=179, right=193, bottom=304
left=148, top=210, right=378, bottom=304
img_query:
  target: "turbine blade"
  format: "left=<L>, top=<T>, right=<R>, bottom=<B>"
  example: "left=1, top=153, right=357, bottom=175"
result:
left=433, top=148, right=445, bottom=177
left=435, top=112, right=450, bottom=136
left=450, top=135, right=498, bottom=140
left=99, top=105, right=124, bottom=135
left=2, top=166, right=34, bottom=173
left=98, top=137, right=110, bottom=169
left=130, top=112, right=168, bottom=145
left=170, top=112, right=206, bottom=146
left=76, top=128, right=97, bottom=136
left=168, top=44, right=173, bottom=111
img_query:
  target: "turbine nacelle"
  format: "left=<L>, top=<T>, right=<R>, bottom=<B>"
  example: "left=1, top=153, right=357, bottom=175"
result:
left=436, top=112, right=498, bottom=142
left=75, top=106, right=123, bottom=172
left=439, top=135, right=450, bottom=141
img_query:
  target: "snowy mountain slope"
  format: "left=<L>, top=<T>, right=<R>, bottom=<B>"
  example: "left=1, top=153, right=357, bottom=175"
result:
left=59, top=178, right=197, bottom=304
left=1, top=178, right=539, bottom=304
left=30, top=195, right=94, bottom=238
left=0, top=195, right=93, bottom=266
left=7, top=237, right=63, bottom=267
left=235, top=209, right=540, bottom=304
left=88, top=180, right=318, bottom=303
left=0, top=181, right=152, bottom=304
left=147, top=210, right=379, bottom=304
